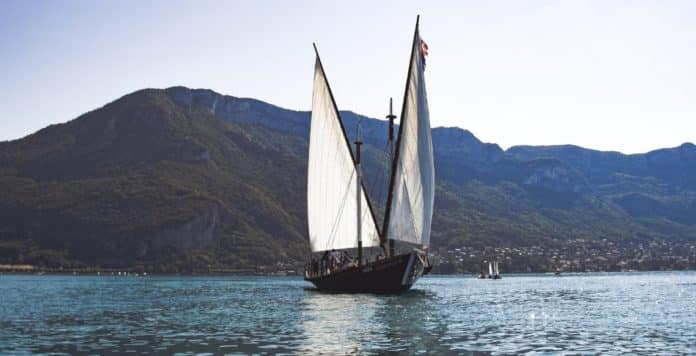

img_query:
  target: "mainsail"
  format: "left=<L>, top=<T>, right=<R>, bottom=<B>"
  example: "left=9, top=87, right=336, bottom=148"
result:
left=307, top=52, right=381, bottom=252
left=384, top=18, right=435, bottom=248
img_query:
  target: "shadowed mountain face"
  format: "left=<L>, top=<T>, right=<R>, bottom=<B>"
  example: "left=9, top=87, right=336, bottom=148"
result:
left=0, top=89, right=309, bottom=271
left=1, top=86, right=694, bottom=271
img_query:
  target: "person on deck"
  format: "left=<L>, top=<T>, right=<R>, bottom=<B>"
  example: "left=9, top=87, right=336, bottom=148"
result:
left=310, top=256, right=318, bottom=278
left=321, top=251, right=330, bottom=275
left=334, top=251, right=340, bottom=268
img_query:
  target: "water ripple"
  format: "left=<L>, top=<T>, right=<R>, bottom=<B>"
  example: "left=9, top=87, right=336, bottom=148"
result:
left=1, top=272, right=695, bottom=354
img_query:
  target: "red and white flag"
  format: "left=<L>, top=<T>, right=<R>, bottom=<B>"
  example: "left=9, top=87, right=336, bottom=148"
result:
left=420, top=39, right=429, bottom=67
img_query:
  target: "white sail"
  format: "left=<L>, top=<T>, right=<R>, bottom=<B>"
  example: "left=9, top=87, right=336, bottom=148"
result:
left=489, top=262, right=493, bottom=276
left=386, top=24, right=435, bottom=248
left=307, top=56, right=381, bottom=252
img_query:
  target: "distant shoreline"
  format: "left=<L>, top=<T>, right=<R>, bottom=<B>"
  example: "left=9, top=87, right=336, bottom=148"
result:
left=0, top=264, right=270, bottom=276
left=2, top=264, right=694, bottom=277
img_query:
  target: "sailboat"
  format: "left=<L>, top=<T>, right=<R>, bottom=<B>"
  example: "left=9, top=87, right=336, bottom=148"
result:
left=482, top=260, right=501, bottom=279
left=488, top=260, right=501, bottom=279
left=304, top=17, right=434, bottom=293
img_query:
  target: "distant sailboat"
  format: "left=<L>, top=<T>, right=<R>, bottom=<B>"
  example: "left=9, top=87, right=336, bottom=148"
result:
left=304, top=16, right=434, bottom=293
left=483, top=260, right=501, bottom=279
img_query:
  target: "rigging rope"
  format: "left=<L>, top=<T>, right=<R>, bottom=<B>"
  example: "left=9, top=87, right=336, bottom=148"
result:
left=325, top=170, right=355, bottom=250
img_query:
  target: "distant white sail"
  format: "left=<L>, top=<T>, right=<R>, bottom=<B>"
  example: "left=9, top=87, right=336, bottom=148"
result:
left=307, top=56, right=381, bottom=252
left=489, top=262, right=493, bottom=276
left=386, top=26, right=435, bottom=248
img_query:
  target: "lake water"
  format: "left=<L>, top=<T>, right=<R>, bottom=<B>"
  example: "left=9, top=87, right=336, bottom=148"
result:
left=1, top=272, right=695, bottom=354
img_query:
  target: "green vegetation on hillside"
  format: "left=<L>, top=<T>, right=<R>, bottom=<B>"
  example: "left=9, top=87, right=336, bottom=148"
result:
left=1, top=87, right=694, bottom=273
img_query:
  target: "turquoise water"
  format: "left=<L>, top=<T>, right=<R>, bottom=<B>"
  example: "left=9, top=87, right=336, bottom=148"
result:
left=1, top=272, right=695, bottom=354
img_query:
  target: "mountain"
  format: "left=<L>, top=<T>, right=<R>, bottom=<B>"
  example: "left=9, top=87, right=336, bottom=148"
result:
left=0, top=89, right=309, bottom=271
left=1, top=87, right=694, bottom=272
left=507, top=144, right=696, bottom=225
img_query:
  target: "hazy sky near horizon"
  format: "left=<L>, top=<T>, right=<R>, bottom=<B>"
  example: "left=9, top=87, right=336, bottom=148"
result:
left=1, top=0, right=695, bottom=153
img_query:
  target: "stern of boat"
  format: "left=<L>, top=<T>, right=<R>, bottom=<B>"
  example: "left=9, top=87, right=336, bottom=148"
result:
left=401, top=249, right=431, bottom=287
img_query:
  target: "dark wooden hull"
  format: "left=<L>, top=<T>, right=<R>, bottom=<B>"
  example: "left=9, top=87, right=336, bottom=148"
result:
left=305, top=251, right=430, bottom=294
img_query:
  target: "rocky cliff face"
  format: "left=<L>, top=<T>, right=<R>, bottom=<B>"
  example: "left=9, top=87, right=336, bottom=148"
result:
left=165, top=86, right=311, bottom=137
left=145, top=204, right=219, bottom=255
left=432, top=127, right=504, bottom=165
left=520, top=159, right=589, bottom=193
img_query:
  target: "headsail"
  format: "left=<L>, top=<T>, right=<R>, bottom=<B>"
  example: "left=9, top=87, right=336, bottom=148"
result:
left=307, top=49, right=381, bottom=252
left=383, top=17, right=435, bottom=248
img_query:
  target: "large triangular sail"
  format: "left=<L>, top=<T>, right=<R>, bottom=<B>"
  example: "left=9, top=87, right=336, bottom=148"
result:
left=383, top=18, right=435, bottom=248
left=307, top=50, right=381, bottom=252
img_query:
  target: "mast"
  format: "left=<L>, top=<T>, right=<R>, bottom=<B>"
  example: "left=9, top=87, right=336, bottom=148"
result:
left=387, top=98, right=396, bottom=145
left=355, top=138, right=363, bottom=266
left=381, top=15, right=420, bottom=255
left=386, top=98, right=396, bottom=257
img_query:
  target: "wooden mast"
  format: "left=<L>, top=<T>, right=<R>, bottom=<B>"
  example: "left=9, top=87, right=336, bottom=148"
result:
left=355, top=138, right=363, bottom=266
left=386, top=98, right=396, bottom=257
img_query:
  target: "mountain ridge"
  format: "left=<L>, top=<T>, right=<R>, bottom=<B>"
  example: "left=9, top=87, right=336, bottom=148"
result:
left=1, top=86, right=694, bottom=272
left=3, top=86, right=691, bottom=156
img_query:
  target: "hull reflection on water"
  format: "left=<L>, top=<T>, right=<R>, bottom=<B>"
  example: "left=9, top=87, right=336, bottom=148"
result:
left=299, top=285, right=445, bottom=354
left=299, top=292, right=381, bottom=354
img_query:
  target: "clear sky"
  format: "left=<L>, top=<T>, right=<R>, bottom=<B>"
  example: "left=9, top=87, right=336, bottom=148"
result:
left=1, top=0, right=694, bottom=153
